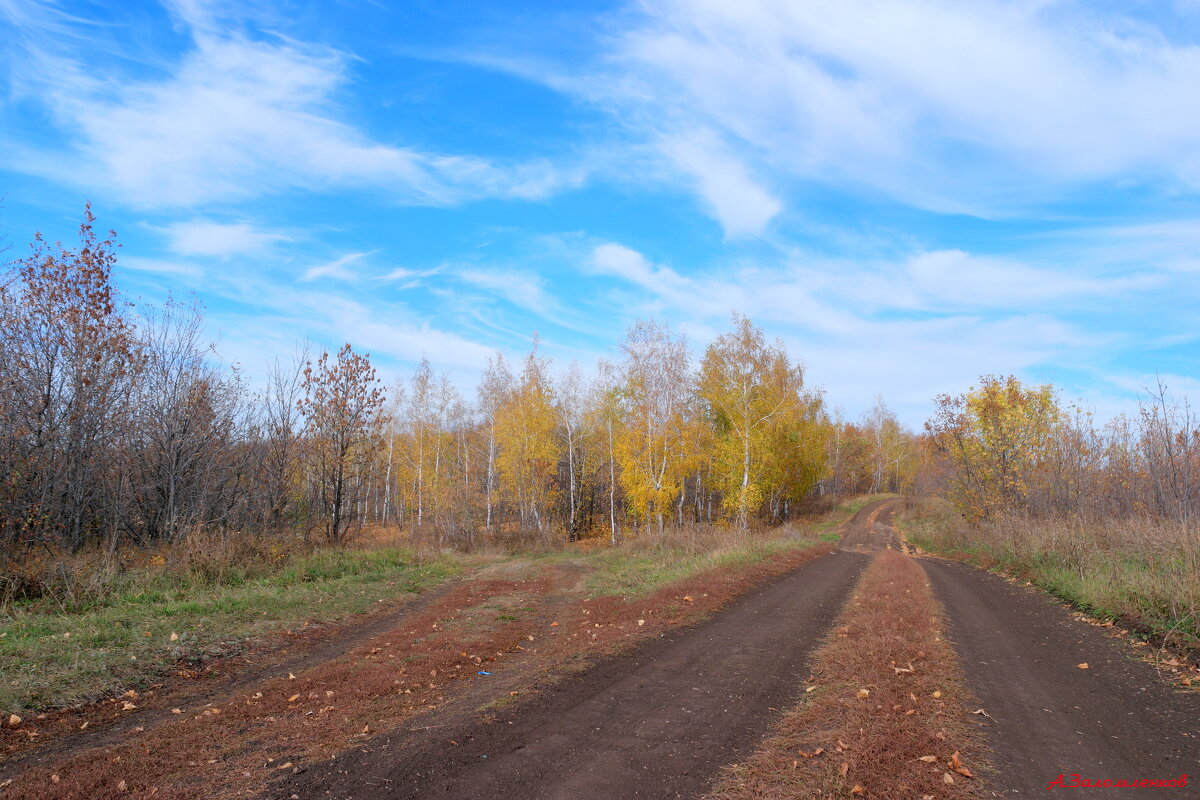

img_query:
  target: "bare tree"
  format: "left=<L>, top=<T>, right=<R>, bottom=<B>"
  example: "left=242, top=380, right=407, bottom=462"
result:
left=299, top=344, right=385, bottom=544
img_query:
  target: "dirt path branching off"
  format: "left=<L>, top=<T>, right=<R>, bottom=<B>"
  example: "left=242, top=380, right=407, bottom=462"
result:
left=0, top=537, right=840, bottom=800
left=708, top=548, right=985, bottom=800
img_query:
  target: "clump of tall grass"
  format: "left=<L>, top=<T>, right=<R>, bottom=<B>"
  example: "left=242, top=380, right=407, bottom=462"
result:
left=904, top=498, right=1200, bottom=652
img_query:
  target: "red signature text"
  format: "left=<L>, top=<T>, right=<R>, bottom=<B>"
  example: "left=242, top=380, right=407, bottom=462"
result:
left=1046, top=774, right=1189, bottom=790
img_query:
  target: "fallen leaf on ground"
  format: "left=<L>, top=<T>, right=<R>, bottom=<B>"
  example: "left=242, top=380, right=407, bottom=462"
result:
left=288, top=672, right=296, bottom=679
left=943, top=772, right=955, bottom=784
left=856, top=688, right=870, bottom=698
left=839, top=762, right=849, bottom=777
left=287, top=694, right=300, bottom=702
left=932, top=690, right=942, bottom=698
left=170, top=632, right=179, bottom=641
left=918, top=755, right=937, bottom=763
left=851, top=785, right=865, bottom=795
left=1077, top=663, right=1089, bottom=670
left=7, top=714, right=19, bottom=727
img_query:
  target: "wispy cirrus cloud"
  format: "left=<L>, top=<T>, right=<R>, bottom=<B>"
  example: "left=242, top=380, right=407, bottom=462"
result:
left=474, top=0, right=1200, bottom=235
left=0, top=1, right=583, bottom=209
left=301, top=251, right=373, bottom=282
left=152, top=219, right=291, bottom=258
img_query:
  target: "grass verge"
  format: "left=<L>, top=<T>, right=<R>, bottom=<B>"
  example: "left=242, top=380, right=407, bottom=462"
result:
left=586, top=536, right=822, bottom=597
left=0, top=548, right=459, bottom=712
left=707, top=550, right=985, bottom=800
left=0, top=496, right=870, bottom=720
left=901, top=498, right=1200, bottom=657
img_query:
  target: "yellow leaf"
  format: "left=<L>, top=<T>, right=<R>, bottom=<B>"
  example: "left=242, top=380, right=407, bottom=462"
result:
left=1077, top=663, right=1089, bottom=670
left=7, top=714, right=20, bottom=727
left=856, top=688, right=870, bottom=698
left=932, top=690, right=941, bottom=698
left=287, top=694, right=300, bottom=702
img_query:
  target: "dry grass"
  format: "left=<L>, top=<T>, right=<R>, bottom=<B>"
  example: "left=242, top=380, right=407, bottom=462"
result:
left=707, top=550, right=986, bottom=800
left=904, top=497, right=1200, bottom=655
left=1, top=541, right=838, bottom=800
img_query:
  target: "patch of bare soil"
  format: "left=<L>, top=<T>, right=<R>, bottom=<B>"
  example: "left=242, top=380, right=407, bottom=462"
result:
left=708, top=549, right=985, bottom=800
left=0, top=569, right=572, bottom=799
left=837, top=499, right=909, bottom=553
left=0, top=575, right=465, bottom=768
left=269, top=544, right=858, bottom=800
left=924, top=558, right=1200, bottom=796
left=1, top=540, right=841, bottom=800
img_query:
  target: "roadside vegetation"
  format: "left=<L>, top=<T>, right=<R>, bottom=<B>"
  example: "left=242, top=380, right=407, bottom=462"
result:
left=0, top=505, right=856, bottom=714
left=919, top=375, right=1200, bottom=654
left=0, top=207, right=921, bottom=716
left=708, top=549, right=984, bottom=800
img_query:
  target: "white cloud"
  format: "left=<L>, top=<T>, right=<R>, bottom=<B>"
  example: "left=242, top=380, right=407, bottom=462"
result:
left=658, top=129, right=781, bottom=238
left=302, top=251, right=372, bottom=282
left=534, top=0, right=1200, bottom=224
left=458, top=268, right=558, bottom=315
left=2, top=8, right=580, bottom=209
left=155, top=219, right=290, bottom=258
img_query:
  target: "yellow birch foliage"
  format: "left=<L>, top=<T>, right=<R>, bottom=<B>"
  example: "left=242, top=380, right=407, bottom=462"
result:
left=494, top=341, right=559, bottom=533
left=926, top=375, right=1060, bottom=519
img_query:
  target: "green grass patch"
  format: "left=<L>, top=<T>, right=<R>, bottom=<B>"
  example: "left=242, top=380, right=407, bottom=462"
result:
left=809, top=493, right=901, bottom=534
left=0, top=548, right=459, bottom=712
left=586, top=538, right=819, bottom=598
left=900, top=505, right=1199, bottom=649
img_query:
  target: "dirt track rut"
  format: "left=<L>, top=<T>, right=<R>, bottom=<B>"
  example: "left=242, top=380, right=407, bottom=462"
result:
left=925, top=558, right=1200, bottom=796
left=271, top=550, right=874, bottom=799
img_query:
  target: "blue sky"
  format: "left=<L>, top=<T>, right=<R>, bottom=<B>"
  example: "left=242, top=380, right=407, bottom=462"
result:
left=2, top=0, right=1199, bottom=425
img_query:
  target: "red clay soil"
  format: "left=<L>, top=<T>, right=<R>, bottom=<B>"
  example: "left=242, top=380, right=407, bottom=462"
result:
left=268, top=547, right=868, bottom=800
left=0, top=570, right=573, bottom=799
left=923, top=558, right=1200, bottom=796
left=708, top=548, right=984, bottom=800
left=0, top=574, right=468, bottom=767
left=0, top=538, right=841, bottom=800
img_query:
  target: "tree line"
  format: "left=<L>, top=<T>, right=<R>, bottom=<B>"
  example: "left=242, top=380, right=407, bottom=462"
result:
left=926, top=374, right=1200, bottom=524
left=0, top=209, right=918, bottom=558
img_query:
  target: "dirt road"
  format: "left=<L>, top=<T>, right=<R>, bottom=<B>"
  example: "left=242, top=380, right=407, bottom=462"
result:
left=272, top=549, right=871, bottom=799
left=925, top=558, right=1199, bottom=795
